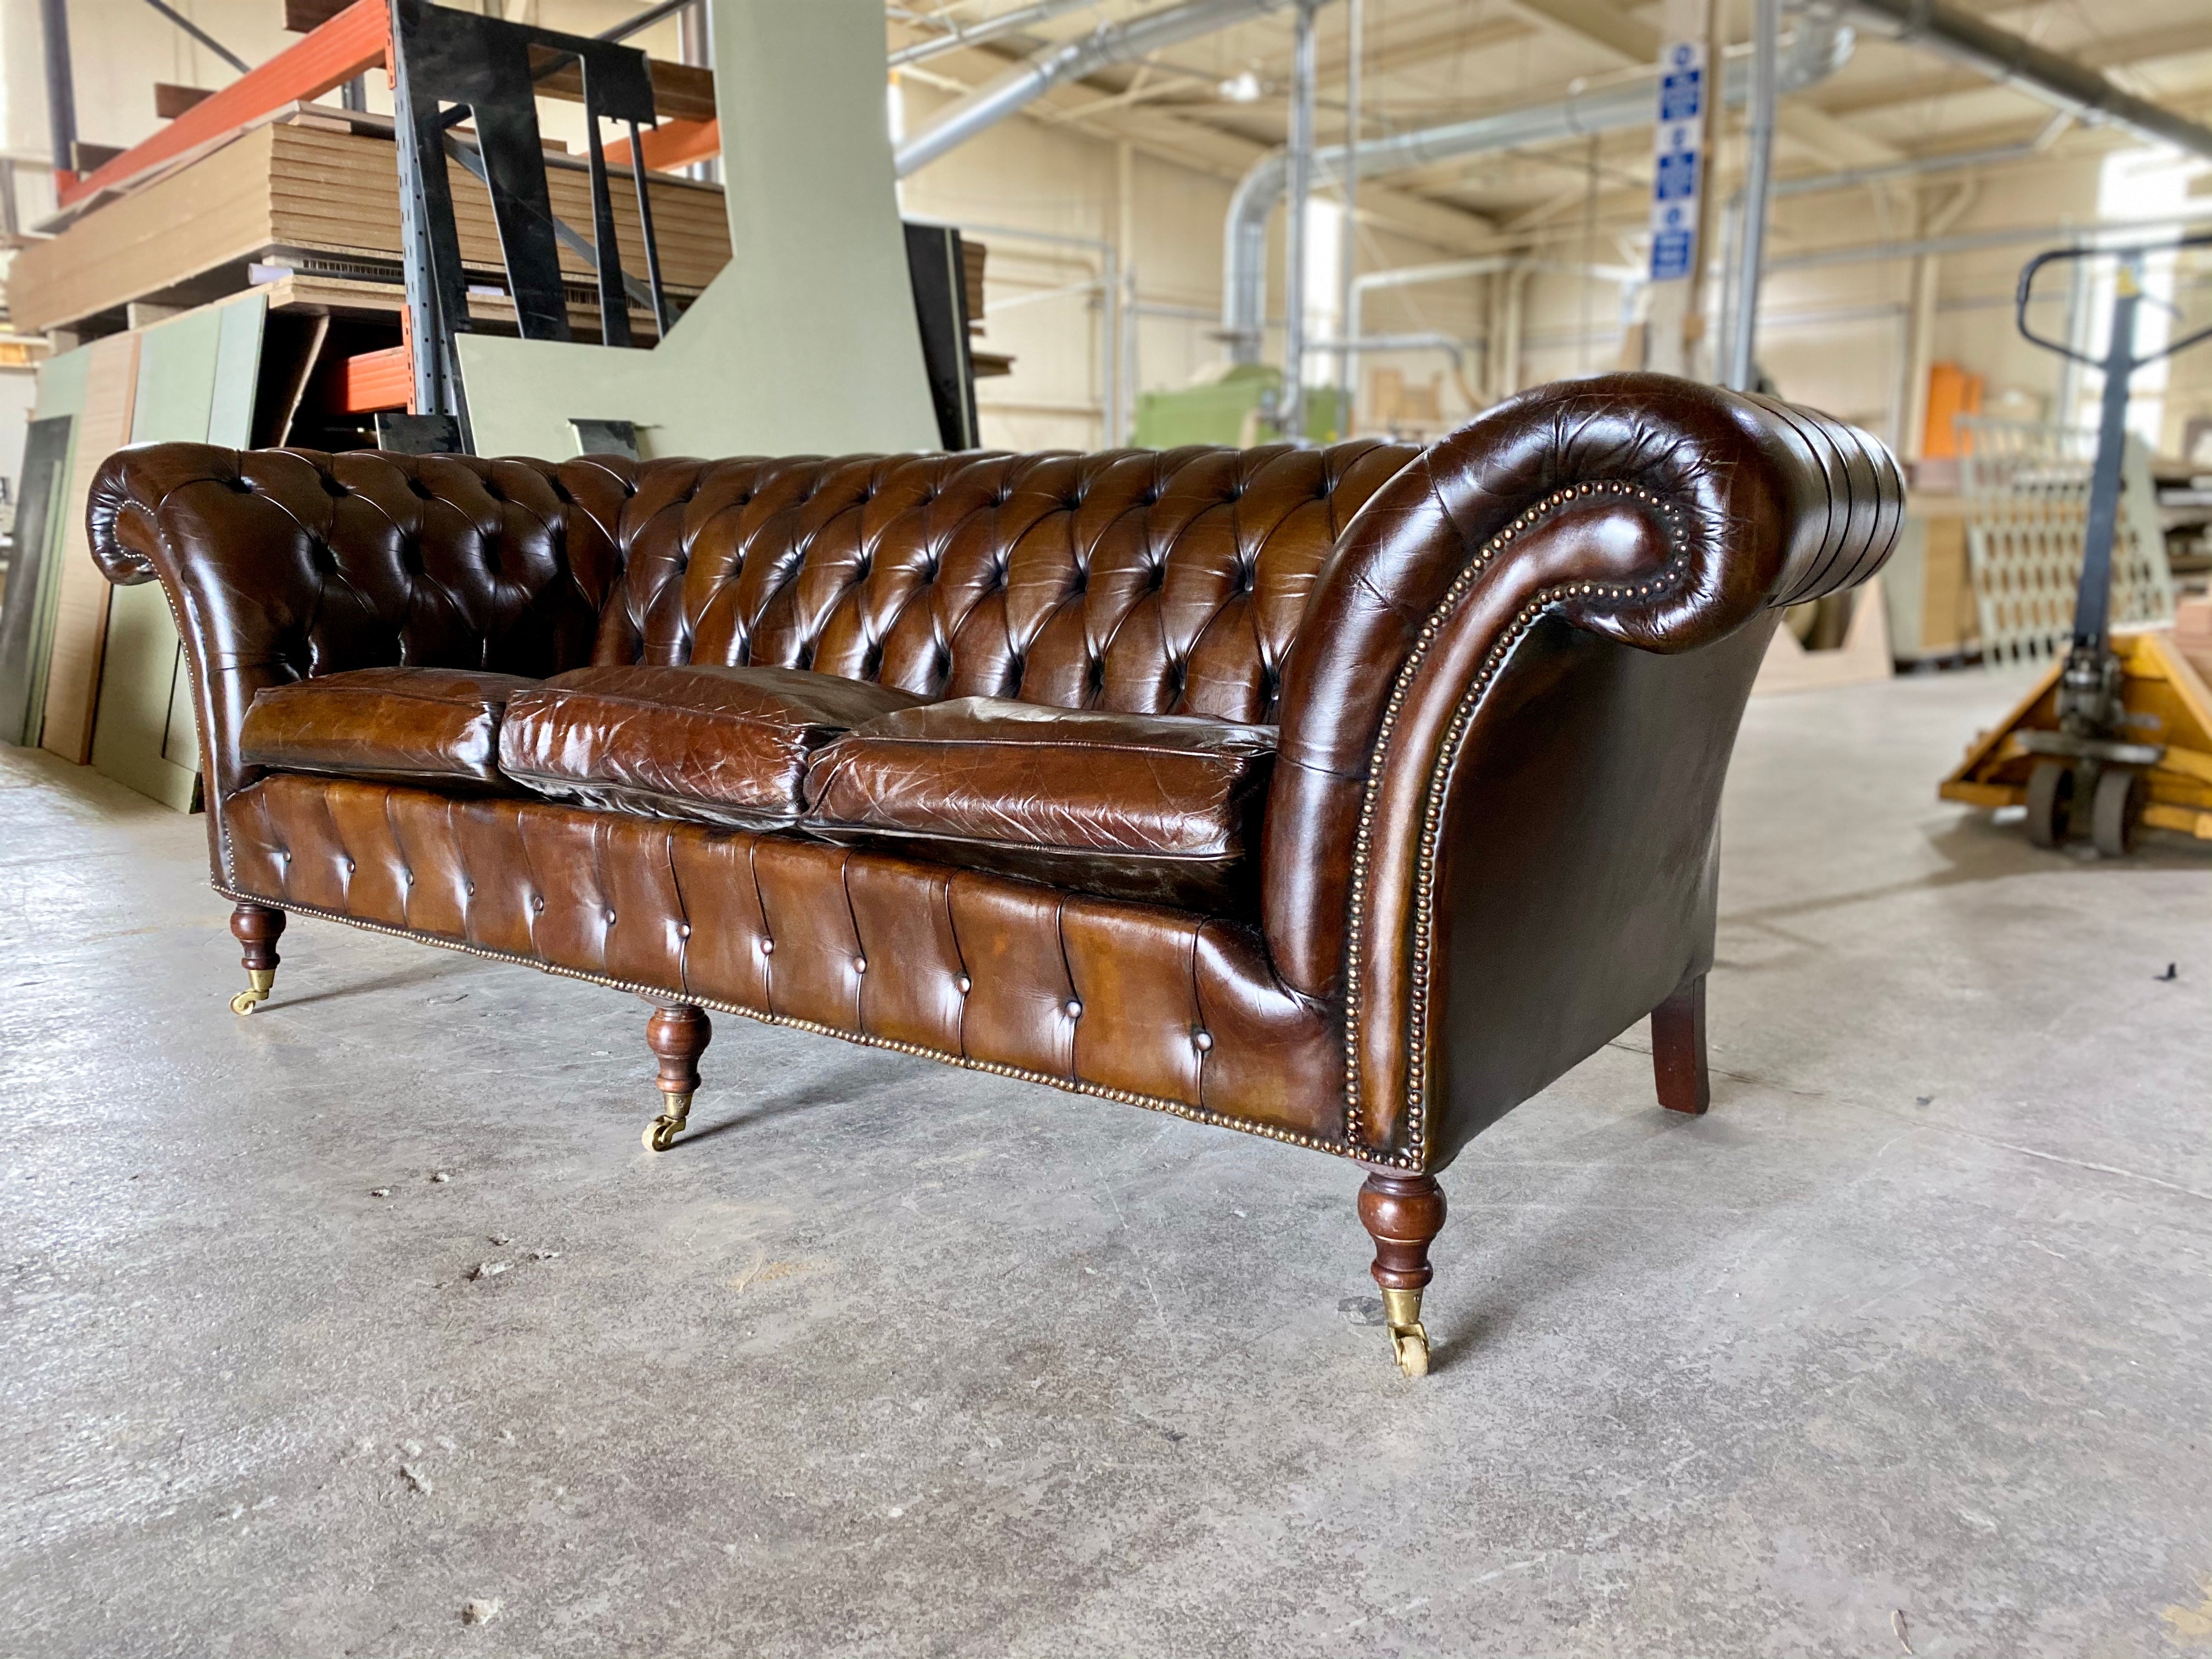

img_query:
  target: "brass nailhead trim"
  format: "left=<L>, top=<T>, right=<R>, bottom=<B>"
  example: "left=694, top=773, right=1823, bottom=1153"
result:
left=1340, top=481, right=1686, bottom=1169
left=211, top=882, right=1362, bottom=1163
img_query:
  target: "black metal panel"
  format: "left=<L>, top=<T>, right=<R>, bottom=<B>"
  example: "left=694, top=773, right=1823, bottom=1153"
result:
left=903, top=223, right=980, bottom=452
left=569, top=417, right=640, bottom=459
left=374, top=411, right=467, bottom=455
left=388, top=0, right=670, bottom=444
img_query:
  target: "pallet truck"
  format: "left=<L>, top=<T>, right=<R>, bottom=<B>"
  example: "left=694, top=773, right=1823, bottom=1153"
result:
left=1941, top=234, right=2212, bottom=856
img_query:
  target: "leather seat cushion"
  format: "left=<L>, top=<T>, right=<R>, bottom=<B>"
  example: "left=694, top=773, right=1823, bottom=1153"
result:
left=498, top=664, right=929, bottom=829
left=804, top=697, right=1276, bottom=912
left=238, top=667, right=539, bottom=793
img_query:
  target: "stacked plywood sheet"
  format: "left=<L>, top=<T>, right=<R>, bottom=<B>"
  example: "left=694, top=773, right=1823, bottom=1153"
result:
left=8, top=114, right=732, bottom=334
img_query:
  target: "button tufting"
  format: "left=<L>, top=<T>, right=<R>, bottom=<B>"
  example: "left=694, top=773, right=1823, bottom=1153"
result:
left=679, top=922, right=691, bottom=937
left=1065, top=999, right=1083, bottom=1018
left=759, top=938, right=775, bottom=955
left=1193, top=1030, right=1214, bottom=1051
left=854, top=957, right=867, bottom=974
left=955, top=974, right=972, bottom=995
left=533, top=896, right=545, bottom=912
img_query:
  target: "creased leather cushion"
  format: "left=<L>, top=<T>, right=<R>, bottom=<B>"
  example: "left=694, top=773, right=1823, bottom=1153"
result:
left=239, top=667, right=538, bottom=792
left=498, top=664, right=928, bottom=829
left=804, top=697, right=1276, bottom=912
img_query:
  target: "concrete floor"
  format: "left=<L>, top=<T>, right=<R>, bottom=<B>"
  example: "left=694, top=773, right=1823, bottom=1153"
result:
left=2, top=669, right=2208, bottom=1658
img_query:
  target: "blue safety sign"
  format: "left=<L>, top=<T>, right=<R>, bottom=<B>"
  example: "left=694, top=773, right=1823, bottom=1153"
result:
left=1647, top=38, right=1707, bottom=284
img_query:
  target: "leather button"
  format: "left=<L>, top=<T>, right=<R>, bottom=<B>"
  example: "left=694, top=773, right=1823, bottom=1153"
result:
left=854, top=957, right=867, bottom=974
left=532, top=896, right=545, bottom=912
left=1193, top=1030, right=1214, bottom=1051
left=1065, top=999, right=1082, bottom=1019
left=604, top=910, right=617, bottom=924
left=955, top=974, right=971, bottom=995
left=403, top=872, right=415, bottom=886
left=343, top=858, right=355, bottom=872
left=679, top=922, right=691, bottom=938
left=465, top=881, right=475, bottom=894
left=759, top=938, right=775, bottom=955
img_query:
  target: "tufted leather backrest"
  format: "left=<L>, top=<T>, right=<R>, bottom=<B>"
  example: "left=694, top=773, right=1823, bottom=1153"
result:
left=90, top=445, right=623, bottom=680
left=584, top=442, right=1419, bottom=726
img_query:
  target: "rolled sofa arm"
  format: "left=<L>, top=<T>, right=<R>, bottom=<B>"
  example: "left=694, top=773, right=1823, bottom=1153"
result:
left=1263, top=373, right=1903, bottom=1165
left=89, top=442, right=634, bottom=877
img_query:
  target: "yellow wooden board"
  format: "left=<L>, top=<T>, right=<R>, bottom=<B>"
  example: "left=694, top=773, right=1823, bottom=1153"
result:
left=40, top=334, right=140, bottom=766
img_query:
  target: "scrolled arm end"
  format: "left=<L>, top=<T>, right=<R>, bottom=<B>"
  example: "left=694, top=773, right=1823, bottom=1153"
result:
left=1260, top=375, right=1904, bottom=1147
left=89, top=443, right=245, bottom=588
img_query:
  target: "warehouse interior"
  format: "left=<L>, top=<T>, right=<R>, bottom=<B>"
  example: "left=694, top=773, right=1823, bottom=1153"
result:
left=1, top=1, right=2209, bottom=1654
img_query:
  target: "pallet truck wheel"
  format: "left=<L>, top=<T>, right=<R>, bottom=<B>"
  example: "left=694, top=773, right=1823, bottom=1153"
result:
left=2091, top=766, right=2142, bottom=857
left=2025, top=760, right=2073, bottom=849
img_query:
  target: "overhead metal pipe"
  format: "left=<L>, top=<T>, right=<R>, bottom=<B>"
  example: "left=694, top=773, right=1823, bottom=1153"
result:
left=1724, top=0, right=1780, bottom=391
left=1843, top=0, right=2212, bottom=163
left=896, top=0, right=1293, bottom=177
left=1221, top=13, right=1851, bottom=360
left=889, top=0, right=1102, bottom=67
left=1774, top=110, right=2069, bottom=199
left=1765, top=201, right=2212, bottom=273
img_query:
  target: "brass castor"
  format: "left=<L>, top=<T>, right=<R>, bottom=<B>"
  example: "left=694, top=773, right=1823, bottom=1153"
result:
left=1357, top=1169, right=1447, bottom=1379
left=640, top=1004, right=712, bottom=1152
left=642, top=1092, right=692, bottom=1153
left=230, top=968, right=276, bottom=1017
left=1382, top=1286, right=1431, bottom=1379
left=228, top=904, right=285, bottom=1015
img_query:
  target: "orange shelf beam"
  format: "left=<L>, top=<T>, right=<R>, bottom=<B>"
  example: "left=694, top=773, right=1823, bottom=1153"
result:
left=331, top=345, right=413, bottom=415
left=61, top=0, right=391, bottom=207
left=607, top=117, right=720, bottom=174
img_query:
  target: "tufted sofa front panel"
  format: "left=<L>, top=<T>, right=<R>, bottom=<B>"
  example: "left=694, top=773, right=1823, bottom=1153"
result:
left=586, top=443, right=1420, bottom=725
left=219, top=772, right=1348, bottom=1150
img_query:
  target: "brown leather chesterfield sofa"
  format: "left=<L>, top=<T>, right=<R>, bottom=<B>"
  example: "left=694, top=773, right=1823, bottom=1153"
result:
left=89, top=373, right=1899, bottom=1376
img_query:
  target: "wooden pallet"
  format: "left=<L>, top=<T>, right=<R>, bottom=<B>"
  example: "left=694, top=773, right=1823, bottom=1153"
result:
left=1940, top=625, right=2212, bottom=843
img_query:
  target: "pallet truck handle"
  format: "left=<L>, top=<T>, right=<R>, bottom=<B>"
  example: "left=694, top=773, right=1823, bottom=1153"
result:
left=2015, top=233, right=2212, bottom=370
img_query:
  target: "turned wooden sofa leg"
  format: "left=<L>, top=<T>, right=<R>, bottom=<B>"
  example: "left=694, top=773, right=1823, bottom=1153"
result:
left=1357, top=1169, right=1447, bottom=1378
left=228, top=902, right=286, bottom=1016
left=642, top=1004, right=713, bottom=1152
left=1651, top=973, right=1711, bottom=1116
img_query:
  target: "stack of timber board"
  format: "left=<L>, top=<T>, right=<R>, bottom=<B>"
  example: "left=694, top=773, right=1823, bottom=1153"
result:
left=7, top=114, right=732, bottom=336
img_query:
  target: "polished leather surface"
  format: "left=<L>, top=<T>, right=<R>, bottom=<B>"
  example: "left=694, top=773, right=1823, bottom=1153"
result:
left=90, top=374, right=1904, bottom=1172
left=88, top=447, right=624, bottom=882
left=500, top=664, right=925, bottom=829
left=222, top=772, right=1346, bottom=1147
left=806, top=696, right=1276, bottom=911
left=587, top=443, right=1419, bottom=726
left=240, top=666, right=537, bottom=792
left=1268, top=374, right=1905, bottom=1008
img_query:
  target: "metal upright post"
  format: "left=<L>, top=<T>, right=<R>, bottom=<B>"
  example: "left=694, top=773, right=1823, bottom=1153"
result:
left=1725, top=0, right=1779, bottom=390
left=2073, top=254, right=2141, bottom=656
left=40, top=0, right=78, bottom=184
left=1281, top=0, right=1319, bottom=442
left=1334, top=0, right=1362, bottom=430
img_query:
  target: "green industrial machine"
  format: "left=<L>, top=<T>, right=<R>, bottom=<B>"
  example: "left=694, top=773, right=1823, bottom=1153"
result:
left=1133, top=363, right=1347, bottom=448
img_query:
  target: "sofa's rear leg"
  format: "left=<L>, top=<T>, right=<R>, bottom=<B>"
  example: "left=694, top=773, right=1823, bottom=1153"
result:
left=228, top=902, right=286, bottom=1015
left=1357, top=1169, right=1447, bottom=1378
left=642, top=1004, right=713, bottom=1152
left=1651, top=973, right=1711, bottom=1116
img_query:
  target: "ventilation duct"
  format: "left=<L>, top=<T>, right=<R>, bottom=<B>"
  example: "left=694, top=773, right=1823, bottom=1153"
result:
left=896, top=0, right=1294, bottom=177
left=1221, top=14, right=1849, bottom=359
left=1844, top=0, right=2212, bottom=163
